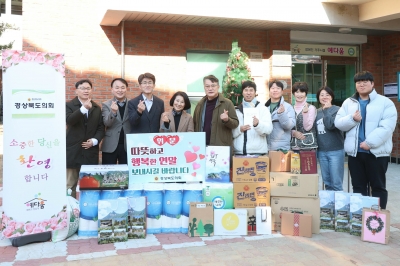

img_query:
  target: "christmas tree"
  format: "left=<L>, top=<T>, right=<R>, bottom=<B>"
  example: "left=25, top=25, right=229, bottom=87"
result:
left=222, top=40, right=253, bottom=106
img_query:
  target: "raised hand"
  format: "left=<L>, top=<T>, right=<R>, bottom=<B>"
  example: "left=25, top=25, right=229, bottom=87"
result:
left=137, top=100, right=146, bottom=114
left=111, top=100, right=118, bottom=114
left=353, top=110, right=362, bottom=122
left=253, top=116, right=259, bottom=127
left=322, top=101, right=332, bottom=110
left=161, top=112, right=170, bottom=122
left=302, top=104, right=309, bottom=113
left=277, top=104, right=285, bottom=114
left=83, top=98, right=92, bottom=110
left=220, top=109, right=229, bottom=122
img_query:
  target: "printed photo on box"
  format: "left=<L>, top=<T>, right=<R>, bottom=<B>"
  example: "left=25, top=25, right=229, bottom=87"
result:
left=319, top=190, right=335, bottom=230
left=97, top=198, right=128, bottom=244
left=349, top=196, right=379, bottom=236
left=79, top=165, right=129, bottom=190
left=205, top=146, right=230, bottom=183
left=127, top=197, right=147, bottom=239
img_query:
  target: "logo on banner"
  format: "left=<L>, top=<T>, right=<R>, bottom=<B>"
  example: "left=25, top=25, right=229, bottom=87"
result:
left=25, top=192, right=47, bottom=211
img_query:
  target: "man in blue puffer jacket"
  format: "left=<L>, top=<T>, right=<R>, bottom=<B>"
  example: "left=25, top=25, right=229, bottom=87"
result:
left=335, top=71, right=397, bottom=209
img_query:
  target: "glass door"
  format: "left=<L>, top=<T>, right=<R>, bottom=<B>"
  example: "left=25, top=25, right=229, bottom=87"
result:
left=325, top=60, right=357, bottom=107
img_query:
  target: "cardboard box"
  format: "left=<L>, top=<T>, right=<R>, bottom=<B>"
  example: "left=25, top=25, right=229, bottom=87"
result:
left=188, top=202, right=214, bottom=237
left=319, top=190, right=335, bottom=230
left=256, top=207, right=272, bottom=235
left=233, top=182, right=270, bottom=208
left=299, top=150, right=317, bottom=174
left=98, top=198, right=128, bottom=244
left=203, top=183, right=233, bottom=209
left=350, top=195, right=379, bottom=236
left=269, top=172, right=318, bottom=198
left=232, top=156, right=269, bottom=183
left=281, top=212, right=312, bottom=238
left=79, top=165, right=129, bottom=190
left=290, top=153, right=301, bottom=174
left=268, top=151, right=292, bottom=172
left=270, top=197, right=320, bottom=234
left=205, top=146, right=230, bottom=183
left=236, top=208, right=257, bottom=232
left=214, top=209, right=248, bottom=236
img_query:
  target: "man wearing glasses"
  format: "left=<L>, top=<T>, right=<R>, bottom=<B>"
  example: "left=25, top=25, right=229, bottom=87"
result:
left=128, top=73, right=164, bottom=133
left=193, top=75, right=238, bottom=149
left=335, top=71, right=397, bottom=209
left=66, top=79, right=105, bottom=198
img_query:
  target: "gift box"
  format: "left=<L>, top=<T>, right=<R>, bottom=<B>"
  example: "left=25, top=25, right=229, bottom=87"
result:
left=361, top=207, right=390, bottom=244
left=268, top=151, right=292, bottom=172
left=205, top=146, right=230, bottom=183
left=203, top=183, right=233, bottom=209
left=232, top=156, right=269, bottom=183
left=79, top=165, right=129, bottom=190
left=214, top=209, right=248, bottom=236
left=334, top=192, right=361, bottom=233
left=233, top=182, right=270, bottom=208
left=127, top=197, right=147, bottom=239
left=97, top=197, right=128, bottom=244
left=269, top=172, right=318, bottom=198
left=299, top=150, right=317, bottom=174
left=281, top=212, right=312, bottom=238
left=350, top=195, right=379, bottom=236
left=319, top=190, right=335, bottom=230
left=188, top=202, right=214, bottom=237
left=290, top=153, right=301, bottom=174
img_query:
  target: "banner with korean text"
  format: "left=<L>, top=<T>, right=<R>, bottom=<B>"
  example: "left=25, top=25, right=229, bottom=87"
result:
left=1, top=50, right=67, bottom=238
left=127, top=133, right=206, bottom=184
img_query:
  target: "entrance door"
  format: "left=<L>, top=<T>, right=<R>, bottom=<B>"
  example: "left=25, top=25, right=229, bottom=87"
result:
left=325, top=59, right=357, bottom=107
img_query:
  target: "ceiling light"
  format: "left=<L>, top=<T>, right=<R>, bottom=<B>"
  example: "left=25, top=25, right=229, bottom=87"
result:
left=338, top=27, right=352, bottom=34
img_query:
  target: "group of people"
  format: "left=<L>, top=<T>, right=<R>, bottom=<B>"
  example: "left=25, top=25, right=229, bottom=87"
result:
left=66, top=71, right=397, bottom=210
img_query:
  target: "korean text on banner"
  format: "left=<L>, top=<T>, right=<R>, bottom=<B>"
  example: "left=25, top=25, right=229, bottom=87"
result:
left=1, top=50, right=66, bottom=238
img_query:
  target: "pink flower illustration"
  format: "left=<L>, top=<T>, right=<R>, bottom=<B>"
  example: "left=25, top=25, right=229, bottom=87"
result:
left=3, top=226, right=15, bottom=238
left=57, top=211, right=67, bottom=220
left=32, top=227, right=44, bottom=234
left=8, top=220, right=16, bottom=228
left=73, top=208, right=80, bottom=218
left=34, top=53, right=46, bottom=64
left=14, top=222, right=24, bottom=230
left=50, top=217, right=60, bottom=229
left=24, top=222, right=36, bottom=234
left=55, top=220, right=67, bottom=230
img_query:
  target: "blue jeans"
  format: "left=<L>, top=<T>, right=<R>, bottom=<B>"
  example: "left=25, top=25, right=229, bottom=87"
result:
left=317, top=149, right=345, bottom=191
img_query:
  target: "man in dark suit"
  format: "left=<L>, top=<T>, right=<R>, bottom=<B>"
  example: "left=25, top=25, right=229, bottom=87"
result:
left=128, top=72, right=164, bottom=133
left=66, top=79, right=104, bottom=198
left=101, top=78, right=131, bottom=164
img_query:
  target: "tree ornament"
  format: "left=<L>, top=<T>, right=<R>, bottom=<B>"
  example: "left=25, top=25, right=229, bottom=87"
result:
left=366, top=215, right=384, bottom=235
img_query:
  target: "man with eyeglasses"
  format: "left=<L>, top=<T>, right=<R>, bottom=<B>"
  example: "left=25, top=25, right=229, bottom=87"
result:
left=66, top=79, right=105, bottom=198
left=128, top=72, right=164, bottom=133
left=335, top=71, right=397, bottom=209
left=101, top=78, right=131, bottom=164
left=193, top=75, right=238, bottom=150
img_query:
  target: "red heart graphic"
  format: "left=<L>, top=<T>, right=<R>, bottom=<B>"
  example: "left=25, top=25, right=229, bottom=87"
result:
left=153, top=135, right=167, bottom=146
left=199, top=154, right=205, bottom=160
left=184, top=151, right=197, bottom=163
left=166, top=135, right=180, bottom=146
left=191, top=172, right=197, bottom=177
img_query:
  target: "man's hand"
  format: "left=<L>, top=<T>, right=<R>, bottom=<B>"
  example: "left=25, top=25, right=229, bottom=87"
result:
left=293, top=131, right=306, bottom=140
left=353, top=110, right=362, bottom=122
left=83, top=98, right=92, bottom=110
left=220, top=109, right=229, bottom=122
left=111, top=100, right=118, bottom=114
left=253, top=116, right=259, bottom=127
left=360, top=141, right=370, bottom=150
left=82, top=139, right=93, bottom=149
left=240, top=125, right=251, bottom=132
left=277, top=104, right=285, bottom=114
left=137, top=100, right=146, bottom=114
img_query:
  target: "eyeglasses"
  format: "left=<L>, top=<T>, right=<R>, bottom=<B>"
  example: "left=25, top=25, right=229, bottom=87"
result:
left=141, top=82, right=154, bottom=86
left=79, top=87, right=92, bottom=91
left=356, top=80, right=370, bottom=85
left=205, top=84, right=218, bottom=89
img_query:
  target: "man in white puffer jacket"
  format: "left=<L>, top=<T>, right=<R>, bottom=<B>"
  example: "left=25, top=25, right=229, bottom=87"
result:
left=335, top=71, right=397, bottom=209
left=233, top=80, right=273, bottom=155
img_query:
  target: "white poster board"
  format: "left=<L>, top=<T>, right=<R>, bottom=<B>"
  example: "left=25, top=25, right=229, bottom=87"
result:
left=1, top=50, right=67, bottom=238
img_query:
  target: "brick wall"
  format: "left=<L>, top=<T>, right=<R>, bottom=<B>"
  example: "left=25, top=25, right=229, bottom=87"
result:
left=362, top=34, right=400, bottom=160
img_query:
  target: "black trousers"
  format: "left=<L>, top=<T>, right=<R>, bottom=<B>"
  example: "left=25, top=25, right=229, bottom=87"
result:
left=348, top=153, right=389, bottom=209
left=102, top=143, right=128, bottom=164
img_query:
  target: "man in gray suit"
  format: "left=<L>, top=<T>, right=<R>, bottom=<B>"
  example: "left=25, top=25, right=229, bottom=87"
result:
left=128, top=72, right=164, bottom=133
left=101, top=78, right=131, bottom=164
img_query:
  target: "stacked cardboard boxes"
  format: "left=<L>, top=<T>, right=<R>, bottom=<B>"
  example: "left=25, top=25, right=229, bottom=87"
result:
left=269, top=151, right=320, bottom=235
